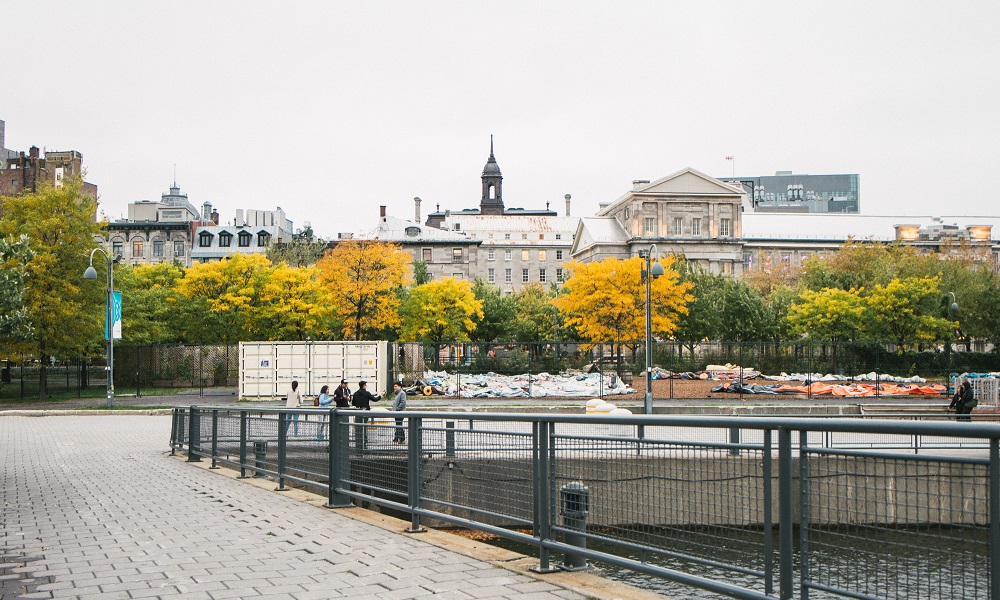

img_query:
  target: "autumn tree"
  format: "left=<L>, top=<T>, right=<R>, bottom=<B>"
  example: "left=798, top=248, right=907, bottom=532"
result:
left=315, top=240, right=412, bottom=340
left=552, top=256, right=692, bottom=361
left=862, top=277, right=955, bottom=348
left=398, top=278, right=483, bottom=361
left=257, top=263, right=337, bottom=340
left=787, top=288, right=864, bottom=342
left=0, top=180, right=105, bottom=398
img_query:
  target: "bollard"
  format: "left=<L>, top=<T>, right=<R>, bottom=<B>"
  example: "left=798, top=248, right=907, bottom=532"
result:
left=559, top=482, right=591, bottom=571
left=252, top=440, right=268, bottom=477
left=445, top=421, right=456, bottom=458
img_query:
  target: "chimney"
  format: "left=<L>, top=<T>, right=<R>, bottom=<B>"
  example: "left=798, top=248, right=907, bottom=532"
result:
left=202, top=202, right=212, bottom=221
left=211, top=209, right=219, bottom=225
left=414, top=197, right=421, bottom=223
left=632, top=180, right=649, bottom=191
left=29, top=146, right=40, bottom=159
left=564, top=194, right=571, bottom=217
left=379, top=205, right=386, bottom=218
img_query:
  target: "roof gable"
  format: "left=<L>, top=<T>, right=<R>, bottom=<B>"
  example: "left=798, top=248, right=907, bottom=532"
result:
left=639, top=168, right=744, bottom=196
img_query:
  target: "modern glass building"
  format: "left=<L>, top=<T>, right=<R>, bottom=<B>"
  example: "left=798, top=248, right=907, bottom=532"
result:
left=722, top=172, right=860, bottom=213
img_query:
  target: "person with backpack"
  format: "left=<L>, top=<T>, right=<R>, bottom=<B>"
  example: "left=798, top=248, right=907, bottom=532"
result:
left=950, top=380, right=977, bottom=421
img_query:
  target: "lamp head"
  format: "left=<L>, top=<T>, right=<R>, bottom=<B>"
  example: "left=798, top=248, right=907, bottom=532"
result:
left=951, top=301, right=959, bottom=312
left=83, top=266, right=98, bottom=280
left=650, top=261, right=665, bottom=278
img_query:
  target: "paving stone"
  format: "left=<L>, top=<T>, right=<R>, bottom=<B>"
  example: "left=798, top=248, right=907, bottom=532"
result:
left=0, top=415, right=588, bottom=600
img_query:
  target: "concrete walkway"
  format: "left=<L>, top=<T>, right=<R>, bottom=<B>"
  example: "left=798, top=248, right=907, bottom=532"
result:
left=1, top=414, right=655, bottom=600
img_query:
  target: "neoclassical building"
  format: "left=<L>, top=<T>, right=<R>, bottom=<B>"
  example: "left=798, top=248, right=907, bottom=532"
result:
left=571, top=168, right=745, bottom=274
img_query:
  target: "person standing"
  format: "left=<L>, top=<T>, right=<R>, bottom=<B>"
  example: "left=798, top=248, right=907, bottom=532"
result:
left=333, top=379, right=352, bottom=408
left=351, top=380, right=380, bottom=446
left=285, top=380, right=302, bottom=436
left=391, top=381, right=407, bottom=444
left=951, top=380, right=977, bottom=421
left=316, top=384, right=332, bottom=440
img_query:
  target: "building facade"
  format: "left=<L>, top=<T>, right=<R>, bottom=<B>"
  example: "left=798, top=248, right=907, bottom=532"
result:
left=722, top=172, right=860, bottom=214
left=0, top=125, right=98, bottom=211
left=571, top=168, right=745, bottom=275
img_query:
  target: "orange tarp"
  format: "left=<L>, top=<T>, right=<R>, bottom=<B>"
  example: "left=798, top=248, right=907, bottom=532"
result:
left=771, top=382, right=946, bottom=397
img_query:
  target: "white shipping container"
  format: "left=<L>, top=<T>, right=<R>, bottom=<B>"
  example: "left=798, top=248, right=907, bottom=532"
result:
left=239, top=341, right=389, bottom=400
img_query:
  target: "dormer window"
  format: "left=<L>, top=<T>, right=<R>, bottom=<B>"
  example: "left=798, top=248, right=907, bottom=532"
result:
left=199, top=231, right=214, bottom=247
left=238, top=231, right=252, bottom=247
left=405, top=226, right=420, bottom=237
left=257, top=231, right=271, bottom=246
left=218, top=231, right=232, bottom=247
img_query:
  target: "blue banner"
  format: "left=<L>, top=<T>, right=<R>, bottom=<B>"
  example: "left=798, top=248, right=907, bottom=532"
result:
left=105, top=291, right=122, bottom=340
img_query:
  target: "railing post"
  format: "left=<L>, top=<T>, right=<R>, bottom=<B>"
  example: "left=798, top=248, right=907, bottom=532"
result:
left=763, top=429, right=774, bottom=597
left=209, top=409, right=219, bottom=469
left=729, top=423, right=740, bottom=457
left=187, top=406, right=202, bottom=462
left=799, top=431, right=810, bottom=600
left=405, top=416, right=426, bottom=533
left=531, top=420, right=559, bottom=573
left=237, top=410, right=249, bottom=478
left=778, top=427, right=792, bottom=600
left=990, top=437, right=999, bottom=600
left=169, top=408, right=178, bottom=455
left=276, top=412, right=288, bottom=491
left=445, top=421, right=455, bottom=458
left=326, top=409, right=352, bottom=508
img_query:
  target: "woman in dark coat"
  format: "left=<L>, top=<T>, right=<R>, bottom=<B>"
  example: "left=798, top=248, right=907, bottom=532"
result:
left=950, top=381, right=977, bottom=421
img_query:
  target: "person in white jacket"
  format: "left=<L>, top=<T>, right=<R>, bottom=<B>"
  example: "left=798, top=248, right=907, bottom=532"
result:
left=285, top=380, right=302, bottom=436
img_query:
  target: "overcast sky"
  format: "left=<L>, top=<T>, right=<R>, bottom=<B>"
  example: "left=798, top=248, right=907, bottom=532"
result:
left=4, top=1, right=998, bottom=238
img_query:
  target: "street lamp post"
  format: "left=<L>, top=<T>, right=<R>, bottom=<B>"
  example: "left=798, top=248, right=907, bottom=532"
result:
left=641, top=245, right=665, bottom=415
left=84, top=248, right=119, bottom=408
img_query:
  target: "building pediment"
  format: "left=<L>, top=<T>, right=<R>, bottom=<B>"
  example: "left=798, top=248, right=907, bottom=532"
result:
left=637, top=169, right=744, bottom=197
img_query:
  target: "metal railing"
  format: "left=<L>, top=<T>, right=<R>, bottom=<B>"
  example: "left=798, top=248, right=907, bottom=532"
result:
left=171, top=407, right=999, bottom=599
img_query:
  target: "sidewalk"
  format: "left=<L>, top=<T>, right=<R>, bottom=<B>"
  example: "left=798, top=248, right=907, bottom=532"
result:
left=0, top=414, right=658, bottom=600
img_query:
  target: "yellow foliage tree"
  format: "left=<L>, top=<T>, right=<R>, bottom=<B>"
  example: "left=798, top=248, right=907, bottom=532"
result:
left=315, top=240, right=412, bottom=340
left=398, top=278, right=484, bottom=346
left=552, top=256, right=692, bottom=357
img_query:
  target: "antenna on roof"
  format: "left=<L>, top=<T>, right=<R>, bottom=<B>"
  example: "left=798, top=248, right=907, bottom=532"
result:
left=490, top=134, right=494, bottom=157
left=173, top=164, right=177, bottom=187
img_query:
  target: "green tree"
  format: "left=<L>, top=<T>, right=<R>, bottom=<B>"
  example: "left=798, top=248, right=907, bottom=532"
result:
left=0, top=180, right=105, bottom=399
left=0, top=234, right=34, bottom=343
left=114, top=262, right=189, bottom=344
left=512, top=284, right=557, bottom=346
left=266, top=227, right=330, bottom=267
left=412, top=260, right=431, bottom=285
left=673, top=263, right=721, bottom=357
left=862, top=277, right=955, bottom=348
left=469, top=278, right=515, bottom=345
left=717, top=277, right=775, bottom=342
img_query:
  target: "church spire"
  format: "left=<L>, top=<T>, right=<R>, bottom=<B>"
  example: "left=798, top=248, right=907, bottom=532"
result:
left=480, top=136, right=504, bottom=215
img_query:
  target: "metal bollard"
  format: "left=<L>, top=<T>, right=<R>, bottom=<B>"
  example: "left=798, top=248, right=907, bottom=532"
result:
left=252, top=440, right=268, bottom=477
left=559, top=482, right=591, bottom=571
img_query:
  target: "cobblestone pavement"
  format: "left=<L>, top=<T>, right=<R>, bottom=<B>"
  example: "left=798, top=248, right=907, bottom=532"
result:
left=0, top=415, right=588, bottom=599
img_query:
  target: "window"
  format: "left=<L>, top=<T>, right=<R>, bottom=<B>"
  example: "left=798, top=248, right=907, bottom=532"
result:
left=721, top=261, right=733, bottom=275
left=644, top=217, right=656, bottom=236
left=505, top=249, right=512, bottom=261
left=219, top=232, right=232, bottom=247
left=556, top=268, right=563, bottom=282
left=539, top=268, right=546, bottom=282
left=199, top=232, right=213, bottom=247
left=522, top=233, right=528, bottom=240
left=257, top=232, right=270, bottom=246
left=153, top=241, right=164, bottom=257
left=174, top=241, right=184, bottom=257
left=238, top=232, right=251, bottom=247
left=112, top=241, right=123, bottom=256
left=522, top=268, right=529, bottom=283
left=132, top=240, right=144, bottom=256
left=521, top=249, right=529, bottom=261
left=539, top=234, right=545, bottom=240
left=692, top=218, right=701, bottom=237
left=720, top=218, right=732, bottom=237
left=743, top=253, right=753, bottom=270
left=505, top=268, right=512, bottom=283
left=488, top=268, right=495, bottom=283
left=487, top=249, right=495, bottom=261
left=670, top=217, right=683, bottom=236
left=452, top=273, right=463, bottom=279
left=452, top=248, right=463, bottom=263
left=555, top=234, right=561, bottom=240
left=504, top=233, right=511, bottom=240
left=538, top=250, right=546, bottom=261
left=422, top=248, right=432, bottom=261
left=556, top=250, right=563, bottom=260
left=781, top=254, right=791, bottom=265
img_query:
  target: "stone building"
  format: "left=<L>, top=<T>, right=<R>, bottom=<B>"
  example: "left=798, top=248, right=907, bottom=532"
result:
left=190, top=206, right=294, bottom=263
left=0, top=119, right=98, bottom=213
left=571, top=168, right=745, bottom=275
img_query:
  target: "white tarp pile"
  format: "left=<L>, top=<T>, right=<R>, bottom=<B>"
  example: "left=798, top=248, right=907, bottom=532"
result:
left=759, top=372, right=927, bottom=383
left=419, top=370, right=636, bottom=398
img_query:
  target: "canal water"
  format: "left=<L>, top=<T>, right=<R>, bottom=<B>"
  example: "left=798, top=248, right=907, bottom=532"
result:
left=485, top=525, right=989, bottom=599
